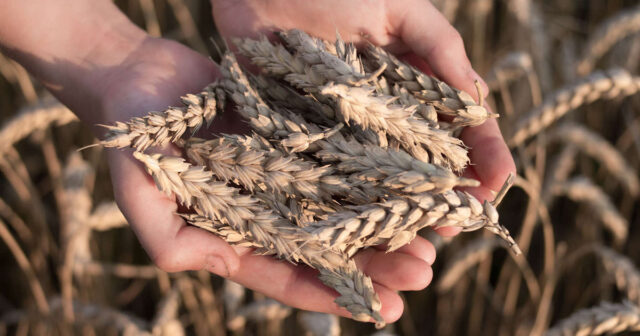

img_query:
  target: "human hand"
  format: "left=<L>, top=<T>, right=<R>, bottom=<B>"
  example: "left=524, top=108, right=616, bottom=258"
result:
left=211, top=0, right=516, bottom=233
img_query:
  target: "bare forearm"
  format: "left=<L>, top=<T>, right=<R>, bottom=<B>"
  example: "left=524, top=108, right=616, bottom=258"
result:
left=0, top=0, right=146, bottom=121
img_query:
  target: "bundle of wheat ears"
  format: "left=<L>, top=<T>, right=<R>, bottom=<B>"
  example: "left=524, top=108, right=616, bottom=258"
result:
left=98, top=29, right=520, bottom=328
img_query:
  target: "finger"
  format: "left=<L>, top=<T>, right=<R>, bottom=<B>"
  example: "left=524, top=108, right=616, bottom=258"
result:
left=355, top=248, right=433, bottom=291
left=388, top=0, right=488, bottom=100
left=460, top=117, right=516, bottom=200
left=108, top=149, right=240, bottom=276
left=229, top=251, right=405, bottom=323
left=434, top=227, right=462, bottom=237
left=373, top=236, right=436, bottom=265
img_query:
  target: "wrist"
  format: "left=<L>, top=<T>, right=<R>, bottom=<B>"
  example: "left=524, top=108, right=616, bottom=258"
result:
left=0, top=0, right=147, bottom=124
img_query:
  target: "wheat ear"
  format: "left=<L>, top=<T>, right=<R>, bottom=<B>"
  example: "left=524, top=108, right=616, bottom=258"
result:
left=509, top=69, right=640, bottom=147
left=0, top=101, right=77, bottom=156
left=546, top=301, right=640, bottom=336
left=133, top=152, right=384, bottom=326
left=184, top=135, right=374, bottom=203
left=549, top=123, right=639, bottom=196
left=319, top=83, right=470, bottom=171
left=364, top=45, right=496, bottom=127
left=101, top=83, right=222, bottom=151
left=576, top=3, right=640, bottom=76
left=306, top=188, right=520, bottom=256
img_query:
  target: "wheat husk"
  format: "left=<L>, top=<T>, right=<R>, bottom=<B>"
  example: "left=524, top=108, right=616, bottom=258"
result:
left=510, top=69, right=640, bottom=147
left=101, top=83, right=222, bottom=151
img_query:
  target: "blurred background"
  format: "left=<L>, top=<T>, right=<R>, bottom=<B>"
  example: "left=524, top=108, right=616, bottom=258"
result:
left=1, top=0, right=640, bottom=335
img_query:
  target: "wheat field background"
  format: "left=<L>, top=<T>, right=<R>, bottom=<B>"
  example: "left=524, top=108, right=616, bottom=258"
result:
left=1, top=0, right=640, bottom=335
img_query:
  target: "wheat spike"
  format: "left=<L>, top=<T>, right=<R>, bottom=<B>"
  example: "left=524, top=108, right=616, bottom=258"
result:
left=305, top=189, right=519, bottom=256
left=546, top=301, right=640, bottom=336
left=364, top=45, right=496, bottom=127
left=319, top=83, right=470, bottom=171
left=549, top=123, right=639, bottom=196
left=133, top=152, right=384, bottom=326
left=595, top=247, right=640, bottom=306
left=576, top=3, right=640, bottom=76
left=553, top=176, right=628, bottom=245
left=277, top=29, right=367, bottom=85
left=0, top=100, right=77, bottom=156
left=315, top=132, right=479, bottom=194
left=101, top=83, right=222, bottom=151
left=184, top=135, right=373, bottom=203
left=510, top=69, right=640, bottom=147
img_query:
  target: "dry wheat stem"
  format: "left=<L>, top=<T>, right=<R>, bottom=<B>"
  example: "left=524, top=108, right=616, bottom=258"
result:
left=577, top=3, right=640, bottom=76
left=549, top=123, right=639, bottom=196
left=553, top=176, right=628, bottom=245
left=100, top=83, right=222, bottom=151
left=87, top=202, right=128, bottom=231
left=546, top=301, right=640, bottom=336
left=437, top=238, right=503, bottom=293
left=0, top=101, right=76, bottom=156
left=133, top=152, right=384, bottom=326
left=510, top=69, right=640, bottom=147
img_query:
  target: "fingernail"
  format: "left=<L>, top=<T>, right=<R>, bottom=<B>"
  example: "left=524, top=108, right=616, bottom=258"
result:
left=205, top=255, right=229, bottom=277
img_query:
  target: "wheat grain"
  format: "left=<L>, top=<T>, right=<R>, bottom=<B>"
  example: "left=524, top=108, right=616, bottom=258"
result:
left=101, top=83, right=222, bottom=151
left=510, top=69, right=640, bottom=147
left=576, top=4, right=640, bottom=76
left=546, top=301, right=640, bottom=336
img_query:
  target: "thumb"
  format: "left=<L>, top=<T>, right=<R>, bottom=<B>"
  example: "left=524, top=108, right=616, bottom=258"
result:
left=388, top=0, right=488, bottom=101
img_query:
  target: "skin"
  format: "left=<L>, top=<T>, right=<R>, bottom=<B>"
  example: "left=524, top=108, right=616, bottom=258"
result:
left=0, top=0, right=515, bottom=324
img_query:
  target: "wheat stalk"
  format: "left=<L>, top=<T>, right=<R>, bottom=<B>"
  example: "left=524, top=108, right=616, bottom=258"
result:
left=548, top=123, right=639, bottom=196
left=546, top=301, right=640, bottom=336
left=437, top=238, right=503, bottom=293
left=227, top=299, right=291, bottom=331
left=576, top=3, right=640, bottom=76
left=101, top=83, right=223, bottom=151
left=553, top=176, right=628, bottom=246
left=509, top=69, right=640, bottom=147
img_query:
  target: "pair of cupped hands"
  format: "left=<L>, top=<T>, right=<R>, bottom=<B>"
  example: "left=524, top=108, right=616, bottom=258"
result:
left=104, top=0, right=515, bottom=323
